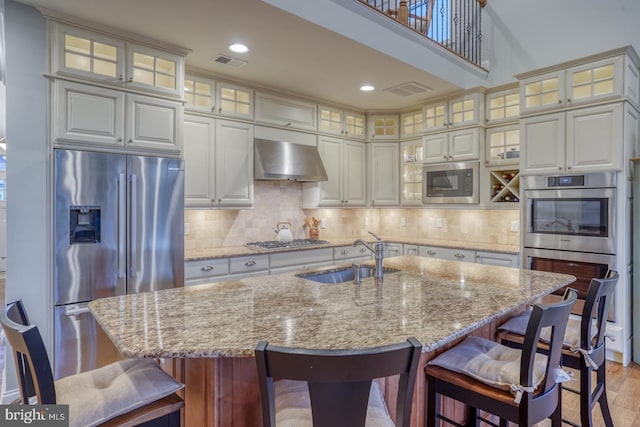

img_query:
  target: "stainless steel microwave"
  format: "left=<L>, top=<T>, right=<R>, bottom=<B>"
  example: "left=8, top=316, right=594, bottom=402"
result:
left=422, top=161, right=479, bottom=204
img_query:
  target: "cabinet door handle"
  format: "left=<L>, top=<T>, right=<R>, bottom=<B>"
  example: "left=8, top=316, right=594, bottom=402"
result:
left=284, top=122, right=291, bottom=127
left=567, top=262, right=581, bottom=268
left=201, top=265, right=215, bottom=272
left=341, top=250, right=349, bottom=255
left=455, top=253, right=465, bottom=259
left=211, top=106, right=216, bottom=113
left=427, top=250, right=436, bottom=255
left=245, top=260, right=256, bottom=267
left=359, top=248, right=367, bottom=253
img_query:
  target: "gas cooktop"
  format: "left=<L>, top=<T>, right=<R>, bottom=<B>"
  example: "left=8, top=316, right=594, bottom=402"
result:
left=246, top=239, right=330, bottom=251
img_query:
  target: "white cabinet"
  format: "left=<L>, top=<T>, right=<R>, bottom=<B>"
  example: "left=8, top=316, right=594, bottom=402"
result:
left=333, top=245, right=372, bottom=264
left=369, top=143, right=399, bottom=206
left=303, top=136, right=365, bottom=207
left=401, top=110, right=424, bottom=137
left=485, top=124, right=520, bottom=166
left=521, top=103, right=623, bottom=174
left=216, top=82, right=254, bottom=120
left=54, top=80, right=181, bottom=155
left=423, top=91, right=484, bottom=132
left=229, top=254, right=269, bottom=278
left=51, top=21, right=184, bottom=97
left=485, top=86, right=520, bottom=125
left=256, top=92, right=317, bottom=131
left=184, top=74, right=216, bottom=113
left=419, top=246, right=474, bottom=262
left=423, top=127, right=480, bottom=164
left=183, top=114, right=253, bottom=207
left=269, top=248, right=333, bottom=274
left=185, top=258, right=230, bottom=286
left=519, top=51, right=639, bottom=115
left=401, top=139, right=424, bottom=205
left=318, top=105, right=366, bottom=139
left=403, top=244, right=419, bottom=256
left=383, top=242, right=402, bottom=258
left=368, top=114, right=399, bottom=140
left=475, top=251, right=519, bottom=268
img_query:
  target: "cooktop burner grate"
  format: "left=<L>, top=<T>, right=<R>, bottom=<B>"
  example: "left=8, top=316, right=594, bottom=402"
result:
left=246, top=239, right=330, bottom=250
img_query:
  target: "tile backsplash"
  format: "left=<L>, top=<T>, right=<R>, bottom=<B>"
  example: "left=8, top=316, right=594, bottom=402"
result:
left=185, top=181, right=520, bottom=251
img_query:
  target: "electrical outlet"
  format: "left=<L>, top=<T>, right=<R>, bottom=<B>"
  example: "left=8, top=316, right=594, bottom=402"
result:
left=364, top=216, right=369, bottom=226
left=400, top=217, right=407, bottom=227
left=320, top=218, right=327, bottom=229
left=436, top=218, right=443, bottom=228
left=511, top=220, right=519, bottom=232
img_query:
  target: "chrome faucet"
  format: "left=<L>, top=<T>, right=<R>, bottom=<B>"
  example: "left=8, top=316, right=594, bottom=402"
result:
left=353, top=231, right=384, bottom=279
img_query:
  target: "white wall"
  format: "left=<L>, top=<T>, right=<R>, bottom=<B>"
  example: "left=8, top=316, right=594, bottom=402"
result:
left=484, top=0, right=640, bottom=84
left=4, top=0, right=49, bottom=395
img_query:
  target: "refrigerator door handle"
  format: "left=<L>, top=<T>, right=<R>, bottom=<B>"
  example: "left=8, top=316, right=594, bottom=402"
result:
left=129, top=174, right=137, bottom=278
left=118, top=173, right=126, bottom=279
left=65, top=303, right=91, bottom=316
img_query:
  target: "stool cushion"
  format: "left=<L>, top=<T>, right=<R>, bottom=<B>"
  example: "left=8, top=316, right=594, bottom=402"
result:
left=55, top=358, right=184, bottom=427
left=274, top=379, right=394, bottom=427
left=499, top=311, right=597, bottom=349
left=428, top=336, right=547, bottom=393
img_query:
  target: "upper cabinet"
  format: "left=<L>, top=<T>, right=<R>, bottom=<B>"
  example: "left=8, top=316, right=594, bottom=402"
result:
left=400, top=110, right=424, bottom=138
left=318, top=105, right=366, bottom=139
left=184, top=74, right=253, bottom=120
left=255, top=92, right=317, bottom=131
left=518, top=49, right=640, bottom=115
left=423, top=90, right=485, bottom=132
left=423, top=127, right=481, bottom=164
left=367, top=114, right=400, bottom=140
left=485, top=85, right=520, bottom=125
left=53, top=80, right=182, bottom=156
left=51, top=22, right=185, bottom=98
left=369, top=143, right=399, bottom=206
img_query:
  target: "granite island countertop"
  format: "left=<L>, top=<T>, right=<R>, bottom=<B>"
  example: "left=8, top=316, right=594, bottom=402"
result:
left=89, top=256, right=574, bottom=359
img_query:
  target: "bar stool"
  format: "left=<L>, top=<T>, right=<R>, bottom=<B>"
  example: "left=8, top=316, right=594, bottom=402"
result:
left=255, top=337, right=422, bottom=427
left=1, top=300, right=184, bottom=427
left=498, top=273, right=618, bottom=427
left=425, top=289, right=577, bottom=427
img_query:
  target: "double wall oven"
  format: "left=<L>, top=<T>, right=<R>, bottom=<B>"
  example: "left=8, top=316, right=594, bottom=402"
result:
left=523, top=172, right=616, bottom=316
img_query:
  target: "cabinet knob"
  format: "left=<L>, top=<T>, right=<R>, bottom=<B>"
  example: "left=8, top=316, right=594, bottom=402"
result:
left=567, top=99, right=571, bottom=103
left=218, top=199, right=222, bottom=203
left=211, top=106, right=216, bottom=113
left=359, top=248, right=367, bottom=253
left=127, top=77, right=133, bottom=83
left=117, top=138, right=123, bottom=143
left=344, top=130, right=348, bottom=135
left=558, top=167, right=562, bottom=170
left=427, top=250, right=436, bottom=255
left=558, top=100, right=563, bottom=104
left=284, top=122, right=291, bottom=127
left=245, top=260, right=256, bottom=267
left=128, top=139, right=132, bottom=143
left=567, top=166, right=572, bottom=170
left=341, top=250, right=349, bottom=255
left=117, top=74, right=124, bottom=82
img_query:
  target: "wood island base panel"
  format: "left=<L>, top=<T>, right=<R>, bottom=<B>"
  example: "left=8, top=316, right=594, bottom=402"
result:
left=90, top=256, right=575, bottom=427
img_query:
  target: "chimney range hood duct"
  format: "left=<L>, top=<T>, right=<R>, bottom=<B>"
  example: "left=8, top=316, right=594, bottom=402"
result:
left=254, top=138, right=328, bottom=182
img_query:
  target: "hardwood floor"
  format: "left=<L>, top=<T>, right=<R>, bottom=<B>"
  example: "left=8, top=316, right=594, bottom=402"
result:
left=481, top=361, right=640, bottom=426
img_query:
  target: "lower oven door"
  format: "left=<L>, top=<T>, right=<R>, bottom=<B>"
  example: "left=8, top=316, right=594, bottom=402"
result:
left=523, top=247, right=615, bottom=320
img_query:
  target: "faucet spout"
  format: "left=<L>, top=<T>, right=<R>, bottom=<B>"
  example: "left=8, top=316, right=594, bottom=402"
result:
left=353, top=232, right=384, bottom=279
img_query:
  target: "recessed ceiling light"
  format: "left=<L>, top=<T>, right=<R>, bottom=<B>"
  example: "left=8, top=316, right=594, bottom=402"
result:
left=229, top=43, right=249, bottom=53
left=360, top=85, right=375, bottom=92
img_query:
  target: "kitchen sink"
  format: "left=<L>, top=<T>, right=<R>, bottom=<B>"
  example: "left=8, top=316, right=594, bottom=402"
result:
left=296, top=266, right=400, bottom=284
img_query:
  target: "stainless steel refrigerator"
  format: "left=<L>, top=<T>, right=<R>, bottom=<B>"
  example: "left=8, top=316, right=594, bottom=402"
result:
left=54, top=149, right=184, bottom=379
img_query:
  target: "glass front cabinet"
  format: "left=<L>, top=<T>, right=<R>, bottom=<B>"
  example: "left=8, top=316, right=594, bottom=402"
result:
left=401, top=139, right=424, bottom=205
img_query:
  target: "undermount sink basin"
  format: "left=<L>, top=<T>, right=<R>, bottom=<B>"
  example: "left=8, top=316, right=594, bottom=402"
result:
left=296, top=266, right=400, bottom=284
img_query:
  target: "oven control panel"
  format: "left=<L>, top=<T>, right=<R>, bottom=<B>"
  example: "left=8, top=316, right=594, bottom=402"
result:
left=547, top=175, right=585, bottom=187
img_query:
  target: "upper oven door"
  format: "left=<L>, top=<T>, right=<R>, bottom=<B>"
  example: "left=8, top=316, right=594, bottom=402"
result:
left=524, top=187, right=615, bottom=254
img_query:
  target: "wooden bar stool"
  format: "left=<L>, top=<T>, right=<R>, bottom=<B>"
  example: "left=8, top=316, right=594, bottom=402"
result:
left=498, top=273, right=618, bottom=427
left=1, top=300, right=184, bottom=427
left=425, top=289, right=577, bottom=427
left=255, top=337, right=422, bottom=427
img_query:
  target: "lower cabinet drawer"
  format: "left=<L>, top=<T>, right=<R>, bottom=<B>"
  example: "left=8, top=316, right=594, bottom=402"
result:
left=185, top=258, right=229, bottom=280
left=229, top=254, right=269, bottom=274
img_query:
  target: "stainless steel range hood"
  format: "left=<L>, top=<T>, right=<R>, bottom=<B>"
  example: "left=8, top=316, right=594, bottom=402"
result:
left=254, top=138, right=328, bottom=182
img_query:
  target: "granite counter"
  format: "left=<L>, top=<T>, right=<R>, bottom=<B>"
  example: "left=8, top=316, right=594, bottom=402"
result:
left=89, top=256, right=574, bottom=427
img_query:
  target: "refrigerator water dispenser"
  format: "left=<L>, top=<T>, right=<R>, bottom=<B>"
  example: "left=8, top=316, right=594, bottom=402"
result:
left=70, top=206, right=101, bottom=243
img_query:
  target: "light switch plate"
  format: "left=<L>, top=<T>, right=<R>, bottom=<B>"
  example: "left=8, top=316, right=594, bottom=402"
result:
left=511, top=220, right=519, bottom=232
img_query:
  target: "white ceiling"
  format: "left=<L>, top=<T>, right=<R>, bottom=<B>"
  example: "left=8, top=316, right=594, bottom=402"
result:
left=16, top=0, right=460, bottom=111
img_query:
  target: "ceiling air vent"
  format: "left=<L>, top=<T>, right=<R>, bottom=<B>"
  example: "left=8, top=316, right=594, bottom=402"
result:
left=384, top=81, right=433, bottom=96
left=212, top=54, right=248, bottom=68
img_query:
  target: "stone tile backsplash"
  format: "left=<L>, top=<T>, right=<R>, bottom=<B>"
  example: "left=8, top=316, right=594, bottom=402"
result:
left=185, top=181, right=520, bottom=251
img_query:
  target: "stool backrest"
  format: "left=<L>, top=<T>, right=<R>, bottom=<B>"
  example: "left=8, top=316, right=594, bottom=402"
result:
left=521, top=289, right=577, bottom=397
left=255, top=337, right=422, bottom=427
left=583, top=271, right=618, bottom=351
left=1, top=300, right=56, bottom=404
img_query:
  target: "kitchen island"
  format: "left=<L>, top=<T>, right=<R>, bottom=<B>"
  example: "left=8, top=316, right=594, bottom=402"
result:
left=90, top=256, right=575, bottom=426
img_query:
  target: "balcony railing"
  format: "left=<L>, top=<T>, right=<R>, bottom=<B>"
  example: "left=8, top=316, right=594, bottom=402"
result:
left=358, top=0, right=486, bottom=68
